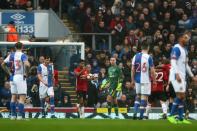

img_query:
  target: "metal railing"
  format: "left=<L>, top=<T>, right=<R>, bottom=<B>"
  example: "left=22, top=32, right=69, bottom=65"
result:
left=0, top=32, right=113, bottom=51
left=66, top=33, right=113, bottom=52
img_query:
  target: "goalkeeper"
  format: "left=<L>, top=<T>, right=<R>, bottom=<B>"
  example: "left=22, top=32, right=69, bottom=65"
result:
left=101, top=57, right=123, bottom=118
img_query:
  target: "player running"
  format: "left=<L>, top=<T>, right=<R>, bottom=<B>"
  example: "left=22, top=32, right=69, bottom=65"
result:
left=1, top=42, right=30, bottom=120
left=37, top=56, right=56, bottom=118
left=168, top=32, right=197, bottom=124
left=132, top=42, right=156, bottom=120
left=101, top=57, right=123, bottom=118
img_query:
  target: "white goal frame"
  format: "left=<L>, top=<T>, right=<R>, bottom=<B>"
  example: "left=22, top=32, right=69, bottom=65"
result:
left=0, top=41, right=85, bottom=59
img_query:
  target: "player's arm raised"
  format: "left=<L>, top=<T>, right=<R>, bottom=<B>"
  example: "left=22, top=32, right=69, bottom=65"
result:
left=74, top=67, right=86, bottom=76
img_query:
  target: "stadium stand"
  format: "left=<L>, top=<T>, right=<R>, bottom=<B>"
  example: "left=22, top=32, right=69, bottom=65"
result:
left=0, top=0, right=197, bottom=119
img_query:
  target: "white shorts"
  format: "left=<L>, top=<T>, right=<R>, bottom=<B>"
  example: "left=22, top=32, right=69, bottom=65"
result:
left=135, top=83, right=151, bottom=95
left=39, top=85, right=54, bottom=98
left=171, top=79, right=186, bottom=93
left=10, top=74, right=27, bottom=95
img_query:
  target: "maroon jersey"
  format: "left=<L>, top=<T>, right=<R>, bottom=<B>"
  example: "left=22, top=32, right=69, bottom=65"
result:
left=74, top=67, right=89, bottom=92
left=152, top=65, right=170, bottom=92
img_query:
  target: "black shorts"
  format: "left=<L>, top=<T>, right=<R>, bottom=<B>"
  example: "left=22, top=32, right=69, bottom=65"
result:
left=77, top=91, right=87, bottom=100
left=149, top=92, right=167, bottom=103
left=167, top=83, right=176, bottom=98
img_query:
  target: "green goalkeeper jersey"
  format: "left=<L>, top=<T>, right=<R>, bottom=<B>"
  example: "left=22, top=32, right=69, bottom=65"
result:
left=107, top=65, right=123, bottom=90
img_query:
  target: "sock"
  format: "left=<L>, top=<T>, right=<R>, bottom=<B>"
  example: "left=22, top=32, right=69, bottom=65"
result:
left=10, top=102, right=16, bottom=117
left=161, top=102, right=168, bottom=114
left=140, top=99, right=147, bottom=119
left=145, top=104, right=151, bottom=117
left=134, top=97, right=140, bottom=114
left=178, top=100, right=184, bottom=121
left=169, top=102, right=172, bottom=112
left=18, top=103, right=24, bottom=118
left=107, top=102, right=112, bottom=115
left=40, top=98, right=45, bottom=115
left=170, top=97, right=180, bottom=116
left=81, top=106, right=85, bottom=116
left=50, top=97, right=55, bottom=114
left=114, top=104, right=119, bottom=116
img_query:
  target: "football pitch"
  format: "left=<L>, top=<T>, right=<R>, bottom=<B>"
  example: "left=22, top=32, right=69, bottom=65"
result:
left=0, top=119, right=197, bottom=131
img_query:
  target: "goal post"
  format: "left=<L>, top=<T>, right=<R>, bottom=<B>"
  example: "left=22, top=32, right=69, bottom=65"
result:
left=0, top=41, right=85, bottom=70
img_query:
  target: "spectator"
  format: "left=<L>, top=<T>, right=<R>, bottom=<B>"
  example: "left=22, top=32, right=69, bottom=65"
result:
left=98, top=67, right=106, bottom=84
left=178, top=14, right=193, bottom=31
left=111, top=0, right=123, bottom=15
left=185, top=88, right=196, bottom=113
left=39, top=56, right=45, bottom=64
left=188, top=45, right=197, bottom=62
left=0, top=56, right=8, bottom=88
left=122, top=59, right=131, bottom=82
left=103, top=8, right=113, bottom=29
left=0, top=81, right=11, bottom=109
left=110, top=15, right=125, bottom=45
left=124, top=0, right=134, bottom=16
left=163, top=43, right=172, bottom=59
left=168, top=33, right=176, bottom=45
left=191, top=59, right=197, bottom=76
left=125, top=15, right=136, bottom=31
left=60, top=92, right=72, bottom=107
left=126, top=29, right=138, bottom=48
left=122, top=81, right=136, bottom=107
left=26, top=66, right=39, bottom=107
left=84, top=7, right=94, bottom=33
left=75, top=1, right=86, bottom=32
left=0, top=0, right=12, bottom=9
left=92, top=60, right=100, bottom=74
left=13, top=0, right=25, bottom=9
left=6, top=21, right=18, bottom=42
left=39, top=0, right=50, bottom=9
left=87, top=74, right=99, bottom=107
left=152, top=45, right=163, bottom=64
left=163, top=12, right=172, bottom=30
left=142, top=21, right=153, bottom=36
left=95, top=21, right=109, bottom=50
left=24, top=0, right=33, bottom=11
left=111, top=44, right=124, bottom=60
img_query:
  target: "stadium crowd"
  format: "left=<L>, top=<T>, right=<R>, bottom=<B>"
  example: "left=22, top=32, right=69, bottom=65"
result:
left=67, top=0, right=197, bottom=110
left=0, top=0, right=197, bottom=117
left=0, top=0, right=59, bottom=11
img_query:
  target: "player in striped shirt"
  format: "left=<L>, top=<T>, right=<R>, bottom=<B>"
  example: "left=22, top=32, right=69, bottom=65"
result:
left=131, top=42, right=156, bottom=120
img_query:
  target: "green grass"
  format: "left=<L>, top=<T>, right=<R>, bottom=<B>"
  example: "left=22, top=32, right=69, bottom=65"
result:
left=0, top=119, right=197, bottom=131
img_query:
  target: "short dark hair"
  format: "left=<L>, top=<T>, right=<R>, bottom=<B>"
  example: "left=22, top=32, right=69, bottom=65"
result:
left=9, top=21, right=15, bottom=25
left=15, top=42, right=23, bottom=49
left=141, top=41, right=149, bottom=50
left=79, top=59, right=85, bottom=63
left=178, top=30, right=190, bottom=38
left=44, top=56, right=51, bottom=60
